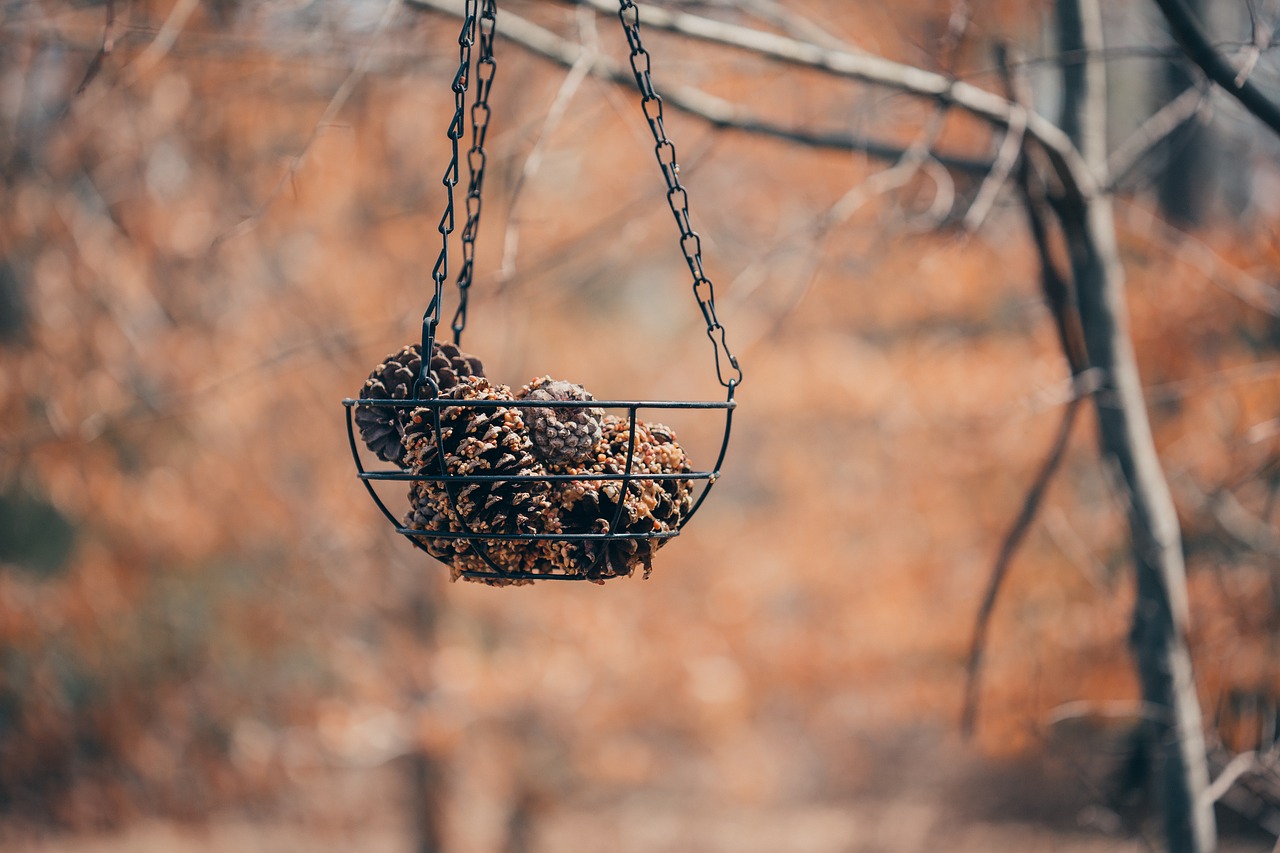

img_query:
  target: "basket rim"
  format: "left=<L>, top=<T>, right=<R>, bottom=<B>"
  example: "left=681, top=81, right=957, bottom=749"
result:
left=343, top=396, right=736, bottom=410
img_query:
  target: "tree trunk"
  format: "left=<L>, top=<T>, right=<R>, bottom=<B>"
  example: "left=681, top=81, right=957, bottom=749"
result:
left=1055, top=1, right=1216, bottom=850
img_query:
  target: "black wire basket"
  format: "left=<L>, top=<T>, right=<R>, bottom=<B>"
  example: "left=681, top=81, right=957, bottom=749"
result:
left=343, top=0, right=740, bottom=584
left=343, top=388, right=736, bottom=584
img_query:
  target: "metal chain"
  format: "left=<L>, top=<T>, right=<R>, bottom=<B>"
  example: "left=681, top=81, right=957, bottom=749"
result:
left=420, top=0, right=479, bottom=395
left=617, top=1, right=742, bottom=389
left=451, top=0, right=497, bottom=345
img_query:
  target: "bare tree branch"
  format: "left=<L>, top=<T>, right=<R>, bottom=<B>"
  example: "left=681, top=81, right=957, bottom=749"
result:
left=499, top=7, right=599, bottom=288
left=962, top=51, right=1025, bottom=231
left=120, top=0, right=200, bottom=84
left=1106, top=84, right=1210, bottom=190
left=218, top=0, right=403, bottom=244
left=1118, top=201, right=1280, bottom=318
left=73, top=0, right=116, bottom=95
left=406, top=0, right=993, bottom=173
left=561, top=0, right=1094, bottom=194
left=1203, top=750, right=1260, bottom=806
left=963, top=48, right=1089, bottom=738
left=1152, top=0, right=1280, bottom=136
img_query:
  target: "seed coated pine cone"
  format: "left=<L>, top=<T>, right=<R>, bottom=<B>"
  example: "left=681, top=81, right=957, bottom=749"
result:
left=355, top=341, right=485, bottom=466
left=517, top=376, right=605, bottom=468
left=556, top=414, right=694, bottom=581
left=399, top=375, right=694, bottom=585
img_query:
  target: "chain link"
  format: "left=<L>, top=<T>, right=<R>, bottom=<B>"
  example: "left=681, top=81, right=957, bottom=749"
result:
left=617, top=1, right=742, bottom=389
left=420, top=0, right=479, bottom=395
left=451, top=0, right=497, bottom=345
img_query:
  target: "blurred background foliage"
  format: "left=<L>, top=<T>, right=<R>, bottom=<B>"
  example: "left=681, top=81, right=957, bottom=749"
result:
left=1, top=0, right=1280, bottom=849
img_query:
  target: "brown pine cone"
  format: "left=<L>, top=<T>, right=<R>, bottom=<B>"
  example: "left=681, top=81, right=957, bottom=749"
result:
left=516, top=376, right=605, bottom=468
left=554, top=414, right=694, bottom=581
left=355, top=341, right=484, bottom=466
left=401, top=377, right=553, bottom=585
left=399, top=375, right=695, bottom=585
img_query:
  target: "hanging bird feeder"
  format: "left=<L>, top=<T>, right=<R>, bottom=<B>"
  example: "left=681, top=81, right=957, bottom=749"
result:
left=343, top=0, right=741, bottom=585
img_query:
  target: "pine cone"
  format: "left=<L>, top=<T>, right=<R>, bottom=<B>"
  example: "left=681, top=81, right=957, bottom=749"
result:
left=555, top=414, right=694, bottom=581
left=517, top=376, right=605, bottom=468
left=402, top=377, right=554, bottom=585
left=355, top=341, right=485, bottom=466
left=400, top=375, right=694, bottom=585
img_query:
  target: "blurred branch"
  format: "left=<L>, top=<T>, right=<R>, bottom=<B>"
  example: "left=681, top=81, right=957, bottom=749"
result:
left=1118, top=201, right=1280, bottom=318
left=740, top=106, right=952, bottom=350
left=963, top=396, right=1084, bottom=736
left=119, top=0, right=199, bottom=84
left=1106, top=84, right=1210, bottom=191
left=963, top=48, right=1087, bottom=738
left=1177, top=475, right=1280, bottom=560
left=73, top=0, right=116, bottom=95
left=736, top=0, right=868, bottom=53
left=558, top=0, right=1096, bottom=197
left=218, top=0, right=404, bottom=244
left=1235, top=1, right=1271, bottom=88
left=1203, top=750, right=1259, bottom=806
left=499, top=7, right=599, bottom=288
left=406, top=0, right=992, bottom=172
left=962, top=61, right=1024, bottom=231
left=1152, top=0, right=1280, bottom=136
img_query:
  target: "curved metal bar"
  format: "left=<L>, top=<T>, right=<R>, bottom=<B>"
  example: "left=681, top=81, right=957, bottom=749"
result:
left=401, top=527, right=679, bottom=542
left=361, top=470, right=715, bottom=483
left=347, top=405, right=414, bottom=532
left=344, top=397, right=735, bottom=411
left=678, top=380, right=736, bottom=530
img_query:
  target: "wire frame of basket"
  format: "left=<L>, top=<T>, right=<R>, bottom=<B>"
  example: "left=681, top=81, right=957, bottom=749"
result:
left=343, top=388, right=736, bottom=583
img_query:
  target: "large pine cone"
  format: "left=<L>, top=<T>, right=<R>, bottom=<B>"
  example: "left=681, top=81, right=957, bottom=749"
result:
left=400, top=375, right=694, bottom=585
left=355, top=342, right=485, bottom=466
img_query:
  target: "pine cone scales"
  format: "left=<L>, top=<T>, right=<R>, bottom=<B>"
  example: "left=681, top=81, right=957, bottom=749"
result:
left=355, top=342, right=485, bottom=466
left=397, top=374, right=694, bottom=585
left=517, top=377, right=604, bottom=468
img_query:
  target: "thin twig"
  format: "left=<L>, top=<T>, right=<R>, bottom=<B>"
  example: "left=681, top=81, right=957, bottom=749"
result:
left=1106, top=84, right=1210, bottom=191
left=963, top=49, right=1026, bottom=231
left=217, top=0, right=402, bottom=244
left=1234, top=0, right=1269, bottom=88
left=120, top=0, right=200, bottom=84
left=498, top=6, right=598, bottom=288
left=561, top=0, right=1095, bottom=197
left=73, top=0, right=116, bottom=95
left=1153, top=0, right=1280, bottom=136
left=963, top=49, right=1089, bottom=738
left=1118, top=201, right=1280, bottom=318
left=962, top=395, right=1084, bottom=736
left=406, top=0, right=992, bottom=173
left=1177, top=475, right=1280, bottom=560
left=1203, top=751, right=1259, bottom=807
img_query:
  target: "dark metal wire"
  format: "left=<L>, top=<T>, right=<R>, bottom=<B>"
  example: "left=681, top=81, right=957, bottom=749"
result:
left=349, top=0, right=742, bottom=582
left=452, top=0, right=497, bottom=346
left=617, top=0, right=742, bottom=390
left=419, top=0, right=479, bottom=397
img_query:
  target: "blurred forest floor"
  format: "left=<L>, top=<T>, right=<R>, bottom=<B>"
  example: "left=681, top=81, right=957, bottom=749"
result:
left=5, top=726, right=1277, bottom=852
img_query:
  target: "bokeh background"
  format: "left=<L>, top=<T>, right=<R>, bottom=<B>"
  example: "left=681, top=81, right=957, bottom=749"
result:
left=2, top=0, right=1280, bottom=850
